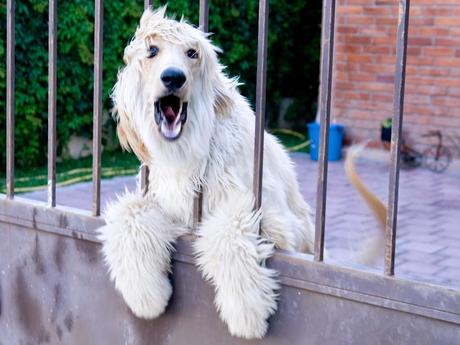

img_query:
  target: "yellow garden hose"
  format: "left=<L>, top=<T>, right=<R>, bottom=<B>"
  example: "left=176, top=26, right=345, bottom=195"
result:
left=270, top=128, right=310, bottom=152
left=8, top=128, right=309, bottom=193
left=5, top=167, right=139, bottom=193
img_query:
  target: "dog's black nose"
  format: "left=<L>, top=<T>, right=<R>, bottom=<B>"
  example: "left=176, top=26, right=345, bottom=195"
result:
left=161, top=68, right=186, bottom=91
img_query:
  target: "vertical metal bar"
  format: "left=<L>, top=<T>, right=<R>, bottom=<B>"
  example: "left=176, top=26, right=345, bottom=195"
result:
left=48, top=0, right=57, bottom=207
left=192, top=191, right=203, bottom=230
left=140, top=164, right=149, bottom=196
left=92, top=0, right=103, bottom=216
left=385, top=0, right=411, bottom=276
left=140, top=0, right=153, bottom=196
left=6, top=0, right=15, bottom=199
left=144, top=0, right=152, bottom=10
left=253, top=0, right=269, bottom=217
left=192, top=0, right=209, bottom=228
left=314, top=0, right=336, bottom=262
left=139, top=163, right=149, bottom=196
left=199, top=0, right=209, bottom=32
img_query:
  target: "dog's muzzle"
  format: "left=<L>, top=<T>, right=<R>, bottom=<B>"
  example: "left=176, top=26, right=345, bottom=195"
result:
left=154, top=95, right=188, bottom=141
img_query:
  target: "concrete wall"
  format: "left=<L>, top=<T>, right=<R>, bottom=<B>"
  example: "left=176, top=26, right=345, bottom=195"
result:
left=0, top=198, right=459, bottom=344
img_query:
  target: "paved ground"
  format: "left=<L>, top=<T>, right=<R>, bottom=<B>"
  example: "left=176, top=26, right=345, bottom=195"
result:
left=24, top=152, right=460, bottom=289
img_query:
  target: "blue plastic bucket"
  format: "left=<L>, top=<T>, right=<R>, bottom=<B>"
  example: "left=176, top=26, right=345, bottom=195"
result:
left=307, top=122, right=344, bottom=161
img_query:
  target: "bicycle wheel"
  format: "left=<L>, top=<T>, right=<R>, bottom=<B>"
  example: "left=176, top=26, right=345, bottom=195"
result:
left=423, top=146, right=452, bottom=173
left=401, top=148, right=423, bottom=169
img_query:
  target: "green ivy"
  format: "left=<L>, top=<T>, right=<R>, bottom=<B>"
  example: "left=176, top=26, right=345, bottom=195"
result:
left=0, top=0, right=320, bottom=169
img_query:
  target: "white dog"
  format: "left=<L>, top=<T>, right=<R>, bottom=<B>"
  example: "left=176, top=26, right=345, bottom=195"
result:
left=99, top=7, right=317, bottom=339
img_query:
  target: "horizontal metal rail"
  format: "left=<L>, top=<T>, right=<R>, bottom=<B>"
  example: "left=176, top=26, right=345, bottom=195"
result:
left=1, top=196, right=459, bottom=327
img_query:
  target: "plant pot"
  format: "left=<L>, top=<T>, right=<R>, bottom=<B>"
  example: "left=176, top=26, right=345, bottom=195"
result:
left=307, top=122, right=344, bottom=161
left=381, top=126, right=392, bottom=142
left=380, top=126, right=392, bottom=150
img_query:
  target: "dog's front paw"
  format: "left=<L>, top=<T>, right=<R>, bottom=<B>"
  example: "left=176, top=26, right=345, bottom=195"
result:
left=214, top=265, right=278, bottom=339
left=117, top=271, right=172, bottom=319
left=98, top=193, right=180, bottom=320
left=99, top=221, right=173, bottom=319
left=194, top=194, right=279, bottom=339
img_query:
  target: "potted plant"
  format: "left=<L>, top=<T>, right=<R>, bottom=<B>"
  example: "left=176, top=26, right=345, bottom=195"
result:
left=381, top=118, right=392, bottom=150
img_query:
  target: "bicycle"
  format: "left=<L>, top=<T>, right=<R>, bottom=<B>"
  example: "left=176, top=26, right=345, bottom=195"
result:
left=385, top=129, right=457, bottom=173
left=421, top=130, right=453, bottom=173
left=400, top=143, right=424, bottom=170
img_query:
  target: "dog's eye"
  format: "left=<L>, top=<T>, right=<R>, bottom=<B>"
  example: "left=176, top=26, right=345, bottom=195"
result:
left=186, top=49, right=198, bottom=59
left=148, top=46, right=159, bottom=58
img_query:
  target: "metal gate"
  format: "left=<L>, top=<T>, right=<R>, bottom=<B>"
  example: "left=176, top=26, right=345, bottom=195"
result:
left=0, top=0, right=459, bottom=344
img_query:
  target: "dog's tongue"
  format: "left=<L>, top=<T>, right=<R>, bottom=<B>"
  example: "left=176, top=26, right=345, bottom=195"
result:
left=163, top=105, right=176, bottom=123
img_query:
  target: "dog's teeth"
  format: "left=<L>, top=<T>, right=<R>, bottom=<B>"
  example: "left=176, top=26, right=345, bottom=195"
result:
left=156, top=97, right=186, bottom=141
left=154, top=102, right=162, bottom=125
left=160, top=121, right=182, bottom=140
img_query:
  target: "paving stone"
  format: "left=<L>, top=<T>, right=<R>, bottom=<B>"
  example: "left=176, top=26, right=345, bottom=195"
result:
left=436, top=269, right=460, bottom=287
left=441, top=247, right=460, bottom=258
left=441, top=235, right=460, bottom=244
left=438, top=257, right=460, bottom=268
left=398, top=241, right=446, bottom=254
left=397, top=261, right=443, bottom=276
left=398, top=234, right=440, bottom=244
left=397, top=251, right=445, bottom=265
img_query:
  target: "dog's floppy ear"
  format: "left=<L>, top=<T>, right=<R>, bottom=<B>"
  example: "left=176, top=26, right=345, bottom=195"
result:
left=116, top=115, right=150, bottom=164
left=212, top=73, right=236, bottom=117
left=112, top=62, right=150, bottom=164
left=199, top=38, right=236, bottom=117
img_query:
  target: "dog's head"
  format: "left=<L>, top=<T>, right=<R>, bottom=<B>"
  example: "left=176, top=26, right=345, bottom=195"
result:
left=112, top=7, right=236, bottom=163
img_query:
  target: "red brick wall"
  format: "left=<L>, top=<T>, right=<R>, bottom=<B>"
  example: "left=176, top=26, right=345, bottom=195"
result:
left=333, top=0, right=460, bottom=152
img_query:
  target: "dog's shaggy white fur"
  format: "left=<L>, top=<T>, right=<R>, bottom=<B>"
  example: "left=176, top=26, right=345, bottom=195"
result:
left=99, top=7, right=315, bottom=339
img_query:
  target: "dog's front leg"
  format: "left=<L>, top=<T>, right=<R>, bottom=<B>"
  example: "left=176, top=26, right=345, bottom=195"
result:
left=98, top=191, right=186, bottom=319
left=194, top=192, right=279, bottom=339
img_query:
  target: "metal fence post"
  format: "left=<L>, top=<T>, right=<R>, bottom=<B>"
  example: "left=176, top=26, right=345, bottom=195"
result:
left=48, top=0, right=58, bottom=207
left=253, top=0, right=269, bottom=224
left=314, top=0, right=336, bottom=262
left=192, top=0, right=209, bottom=229
left=140, top=0, right=153, bottom=197
left=92, top=0, right=103, bottom=216
left=6, top=0, right=15, bottom=199
left=385, top=0, right=411, bottom=276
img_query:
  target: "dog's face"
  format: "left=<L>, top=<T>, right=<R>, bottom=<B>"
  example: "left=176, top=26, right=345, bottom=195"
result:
left=112, top=7, right=235, bottom=163
left=143, top=37, right=200, bottom=141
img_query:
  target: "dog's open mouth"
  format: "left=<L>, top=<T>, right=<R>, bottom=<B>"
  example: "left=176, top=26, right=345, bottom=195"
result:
left=154, top=95, right=188, bottom=141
